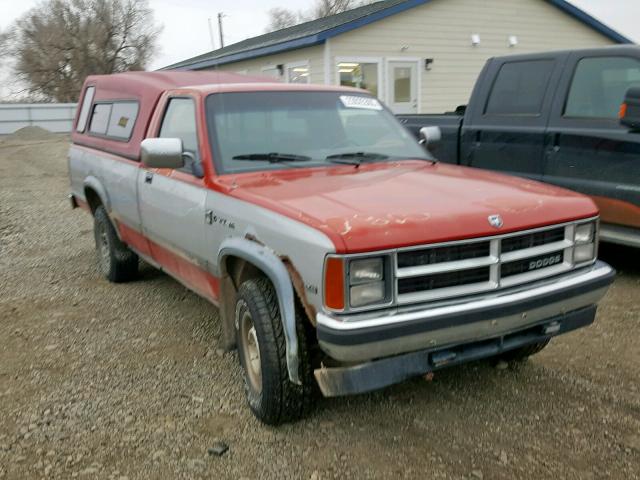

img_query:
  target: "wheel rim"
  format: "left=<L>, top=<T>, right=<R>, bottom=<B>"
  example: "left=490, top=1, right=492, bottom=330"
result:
left=239, top=309, right=262, bottom=394
left=96, top=222, right=111, bottom=276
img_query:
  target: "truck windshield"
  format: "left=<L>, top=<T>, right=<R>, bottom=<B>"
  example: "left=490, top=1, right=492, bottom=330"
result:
left=206, top=91, right=432, bottom=173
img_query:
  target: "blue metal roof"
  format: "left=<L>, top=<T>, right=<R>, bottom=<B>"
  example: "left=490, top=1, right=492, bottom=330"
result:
left=163, top=0, right=632, bottom=71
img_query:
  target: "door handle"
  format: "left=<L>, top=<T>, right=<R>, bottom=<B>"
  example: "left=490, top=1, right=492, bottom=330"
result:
left=550, top=133, right=561, bottom=153
left=144, top=172, right=154, bottom=184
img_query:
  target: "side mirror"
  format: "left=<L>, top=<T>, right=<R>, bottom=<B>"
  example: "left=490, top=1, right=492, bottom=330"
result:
left=140, top=138, right=185, bottom=169
left=620, top=87, right=640, bottom=131
left=419, top=126, right=442, bottom=149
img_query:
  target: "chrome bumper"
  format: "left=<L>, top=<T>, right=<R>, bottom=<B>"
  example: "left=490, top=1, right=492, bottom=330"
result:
left=316, top=261, right=615, bottom=363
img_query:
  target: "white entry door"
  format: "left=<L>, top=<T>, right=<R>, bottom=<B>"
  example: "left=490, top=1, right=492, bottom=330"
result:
left=387, top=61, right=418, bottom=114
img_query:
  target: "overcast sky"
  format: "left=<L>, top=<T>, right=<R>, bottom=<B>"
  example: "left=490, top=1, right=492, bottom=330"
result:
left=1, top=0, right=639, bottom=72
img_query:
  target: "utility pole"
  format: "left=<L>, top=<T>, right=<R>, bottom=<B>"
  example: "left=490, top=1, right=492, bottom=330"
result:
left=217, top=12, right=225, bottom=48
left=207, top=17, right=216, bottom=50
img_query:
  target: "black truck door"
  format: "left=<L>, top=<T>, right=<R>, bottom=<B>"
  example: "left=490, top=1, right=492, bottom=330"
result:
left=544, top=52, right=640, bottom=234
left=460, top=55, right=565, bottom=182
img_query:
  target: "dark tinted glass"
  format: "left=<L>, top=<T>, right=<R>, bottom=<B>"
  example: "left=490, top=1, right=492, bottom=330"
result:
left=485, top=60, right=555, bottom=115
left=565, top=56, right=640, bottom=119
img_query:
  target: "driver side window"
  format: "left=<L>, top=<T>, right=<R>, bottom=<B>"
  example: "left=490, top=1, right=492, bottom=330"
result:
left=159, top=98, right=199, bottom=173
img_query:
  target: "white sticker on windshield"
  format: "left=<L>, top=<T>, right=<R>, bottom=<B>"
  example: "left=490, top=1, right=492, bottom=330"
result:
left=339, top=95, right=383, bottom=110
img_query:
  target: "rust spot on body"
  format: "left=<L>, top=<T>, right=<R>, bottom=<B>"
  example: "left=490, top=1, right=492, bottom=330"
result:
left=281, top=256, right=317, bottom=326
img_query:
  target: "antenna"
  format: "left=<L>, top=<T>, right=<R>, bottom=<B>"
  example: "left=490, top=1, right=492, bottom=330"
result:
left=218, top=12, right=226, bottom=48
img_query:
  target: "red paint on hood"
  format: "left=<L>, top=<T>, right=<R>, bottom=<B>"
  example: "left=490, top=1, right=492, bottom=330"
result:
left=218, top=161, right=598, bottom=253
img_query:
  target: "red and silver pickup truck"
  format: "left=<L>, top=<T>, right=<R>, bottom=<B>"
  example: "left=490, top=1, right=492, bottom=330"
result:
left=68, top=71, right=615, bottom=425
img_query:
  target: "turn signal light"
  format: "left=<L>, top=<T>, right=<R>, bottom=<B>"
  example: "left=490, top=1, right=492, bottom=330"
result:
left=324, top=257, right=345, bottom=310
left=619, top=103, right=627, bottom=119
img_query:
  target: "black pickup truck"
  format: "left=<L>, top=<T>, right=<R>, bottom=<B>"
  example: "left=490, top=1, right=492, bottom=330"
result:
left=399, top=45, right=640, bottom=248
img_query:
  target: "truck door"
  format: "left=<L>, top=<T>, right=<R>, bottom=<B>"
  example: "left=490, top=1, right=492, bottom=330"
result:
left=460, top=56, right=563, bottom=181
left=137, top=96, right=217, bottom=300
left=544, top=53, right=640, bottom=232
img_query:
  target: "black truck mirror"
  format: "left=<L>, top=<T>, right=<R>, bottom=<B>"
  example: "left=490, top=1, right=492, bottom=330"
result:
left=620, top=87, right=640, bottom=131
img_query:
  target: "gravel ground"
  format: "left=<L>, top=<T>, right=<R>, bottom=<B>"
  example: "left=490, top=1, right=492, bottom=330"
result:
left=0, top=132, right=639, bottom=480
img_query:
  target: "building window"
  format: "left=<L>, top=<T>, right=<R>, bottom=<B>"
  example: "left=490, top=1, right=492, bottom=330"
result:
left=287, top=62, right=310, bottom=83
left=565, top=56, right=640, bottom=119
left=261, top=66, right=281, bottom=80
left=338, top=61, right=379, bottom=97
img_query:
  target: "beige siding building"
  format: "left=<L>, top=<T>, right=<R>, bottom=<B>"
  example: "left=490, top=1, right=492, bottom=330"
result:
left=165, top=0, right=629, bottom=113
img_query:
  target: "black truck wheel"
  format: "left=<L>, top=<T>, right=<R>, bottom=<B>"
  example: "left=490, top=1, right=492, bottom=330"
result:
left=235, top=277, right=315, bottom=425
left=500, top=340, right=550, bottom=361
left=93, top=205, right=138, bottom=283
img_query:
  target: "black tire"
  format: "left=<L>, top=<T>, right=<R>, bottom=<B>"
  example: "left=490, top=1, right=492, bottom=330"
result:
left=93, top=205, right=138, bottom=283
left=235, top=277, right=315, bottom=425
left=500, top=340, right=550, bottom=361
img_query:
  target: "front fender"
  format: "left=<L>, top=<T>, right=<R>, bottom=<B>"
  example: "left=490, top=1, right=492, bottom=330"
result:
left=218, top=237, right=301, bottom=385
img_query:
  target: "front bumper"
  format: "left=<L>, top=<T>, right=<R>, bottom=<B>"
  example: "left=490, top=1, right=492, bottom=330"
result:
left=314, top=261, right=615, bottom=396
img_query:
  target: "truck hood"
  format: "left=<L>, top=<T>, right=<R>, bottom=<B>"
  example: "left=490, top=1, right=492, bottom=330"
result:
left=222, top=160, right=598, bottom=253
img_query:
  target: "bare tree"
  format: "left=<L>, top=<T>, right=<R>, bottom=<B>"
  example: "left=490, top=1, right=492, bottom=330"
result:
left=307, top=0, right=360, bottom=19
left=266, top=0, right=371, bottom=32
left=266, top=8, right=300, bottom=32
left=0, top=28, right=11, bottom=64
left=9, top=0, right=161, bottom=102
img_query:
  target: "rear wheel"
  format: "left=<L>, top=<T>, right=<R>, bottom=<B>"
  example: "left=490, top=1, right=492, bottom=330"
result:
left=235, top=277, right=315, bottom=425
left=93, top=205, right=138, bottom=283
left=500, top=340, right=550, bottom=361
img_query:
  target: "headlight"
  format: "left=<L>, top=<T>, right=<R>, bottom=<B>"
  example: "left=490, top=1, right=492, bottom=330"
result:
left=574, top=243, right=596, bottom=263
left=575, top=223, right=594, bottom=244
left=348, top=257, right=388, bottom=308
left=349, top=258, right=384, bottom=284
left=573, top=221, right=597, bottom=264
left=323, top=255, right=390, bottom=310
left=350, top=281, right=385, bottom=307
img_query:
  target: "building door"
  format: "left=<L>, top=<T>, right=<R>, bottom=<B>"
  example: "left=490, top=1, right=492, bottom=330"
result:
left=387, top=61, right=418, bottom=114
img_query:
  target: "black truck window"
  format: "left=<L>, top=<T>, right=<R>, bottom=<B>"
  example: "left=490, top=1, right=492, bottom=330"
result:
left=564, top=56, right=640, bottom=119
left=485, top=60, right=554, bottom=116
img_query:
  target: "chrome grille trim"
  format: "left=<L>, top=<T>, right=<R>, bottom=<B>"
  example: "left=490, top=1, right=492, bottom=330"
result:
left=395, top=220, right=594, bottom=305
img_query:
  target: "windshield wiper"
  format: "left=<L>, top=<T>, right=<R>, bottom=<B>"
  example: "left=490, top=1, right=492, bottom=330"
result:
left=232, top=152, right=311, bottom=163
left=325, top=152, right=388, bottom=166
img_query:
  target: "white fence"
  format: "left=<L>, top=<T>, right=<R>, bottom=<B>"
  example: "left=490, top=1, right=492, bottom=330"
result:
left=0, top=103, right=77, bottom=135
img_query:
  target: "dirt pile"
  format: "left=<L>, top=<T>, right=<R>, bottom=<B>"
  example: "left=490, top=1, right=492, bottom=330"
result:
left=6, top=125, right=57, bottom=142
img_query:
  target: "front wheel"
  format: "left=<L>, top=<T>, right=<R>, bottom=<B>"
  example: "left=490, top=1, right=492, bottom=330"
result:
left=235, top=277, right=315, bottom=425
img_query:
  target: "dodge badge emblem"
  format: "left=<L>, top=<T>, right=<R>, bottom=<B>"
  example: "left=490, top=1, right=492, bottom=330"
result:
left=488, top=214, right=503, bottom=228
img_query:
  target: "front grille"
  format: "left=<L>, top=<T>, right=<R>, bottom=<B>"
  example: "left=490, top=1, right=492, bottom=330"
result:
left=398, top=241, right=490, bottom=268
left=501, top=227, right=565, bottom=253
left=398, top=267, right=491, bottom=294
left=395, top=223, right=579, bottom=304
left=501, top=251, right=565, bottom=278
